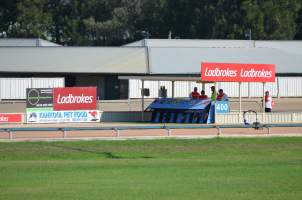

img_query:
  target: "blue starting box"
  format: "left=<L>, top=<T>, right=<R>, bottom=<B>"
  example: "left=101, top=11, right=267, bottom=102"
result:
left=146, top=98, right=212, bottom=124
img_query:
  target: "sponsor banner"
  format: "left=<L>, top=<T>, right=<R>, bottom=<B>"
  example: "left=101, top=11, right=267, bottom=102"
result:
left=215, top=101, right=230, bottom=113
left=53, top=87, right=97, bottom=111
left=148, top=98, right=211, bottom=110
left=27, top=110, right=100, bottom=123
left=0, top=113, right=23, bottom=123
left=201, top=62, right=275, bottom=82
left=26, top=88, right=53, bottom=109
left=26, top=107, right=53, bottom=112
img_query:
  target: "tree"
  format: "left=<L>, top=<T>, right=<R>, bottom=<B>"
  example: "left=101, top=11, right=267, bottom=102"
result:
left=8, top=0, right=52, bottom=38
left=0, top=0, right=18, bottom=37
left=242, top=0, right=301, bottom=40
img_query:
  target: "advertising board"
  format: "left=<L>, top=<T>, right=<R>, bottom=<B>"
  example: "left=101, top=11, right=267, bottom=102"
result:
left=26, top=87, right=99, bottom=123
left=148, top=98, right=211, bottom=110
left=201, top=62, right=275, bottom=82
left=215, top=101, right=230, bottom=114
left=27, top=110, right=100, bottom=123
left=53, top=87, right=97, bottom=111
left=0, top=113, right=23, bottom=123
left=26, top=88, right=53, bottom=111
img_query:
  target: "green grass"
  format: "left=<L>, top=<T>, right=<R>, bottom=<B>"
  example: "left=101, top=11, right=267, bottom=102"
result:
left=0, top=137, right=301, bottom=200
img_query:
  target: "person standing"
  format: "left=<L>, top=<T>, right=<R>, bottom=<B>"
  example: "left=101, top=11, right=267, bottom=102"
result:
left=264, top=91, right=273, bottom=112
left=210, top=86, right=217, bottom=102
left=199, top=90, right=208, bottom=99
left=216, top=89, right=228, bottom=101
left=190, top=87, right=200, bottom=99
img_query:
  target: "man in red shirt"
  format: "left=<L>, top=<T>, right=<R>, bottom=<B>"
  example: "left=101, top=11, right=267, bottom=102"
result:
left=199, top=90, right=208, bottom=99
left=190, top=87, right=200, bottom=99
left=216, top=89, right=228, bottom=101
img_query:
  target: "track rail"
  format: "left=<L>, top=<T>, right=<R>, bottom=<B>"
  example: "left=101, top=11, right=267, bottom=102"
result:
left=1, top=123, right=302, bottom=132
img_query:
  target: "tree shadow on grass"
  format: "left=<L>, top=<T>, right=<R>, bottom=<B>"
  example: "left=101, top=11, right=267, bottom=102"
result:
left=34, top=143, right=153, bottom=159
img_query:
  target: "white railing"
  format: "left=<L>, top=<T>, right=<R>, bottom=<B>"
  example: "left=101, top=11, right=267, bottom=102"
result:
left=216, top=112, right=302, bottom=124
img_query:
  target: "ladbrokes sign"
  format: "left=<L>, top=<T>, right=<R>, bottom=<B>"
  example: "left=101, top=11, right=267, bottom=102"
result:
left=201, top=62, right=275, bottom=82
left=53, top=87, right=97, bottom=110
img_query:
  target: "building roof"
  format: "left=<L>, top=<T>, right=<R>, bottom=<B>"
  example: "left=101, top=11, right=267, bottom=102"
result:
left=0, top=47, right=147, bottom=74
left=0, top=39, right=302, bottom=75
left=148, top=46, right=302, bottom=74
left=125, top=39, right=302, bottom=75
left=0, top=38, right=61, bottom=47
left=125, top=39, right=255, bottom=48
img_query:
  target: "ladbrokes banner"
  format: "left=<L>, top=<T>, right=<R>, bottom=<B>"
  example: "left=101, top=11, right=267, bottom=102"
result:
left=53, top=87, right=97, bottom=110
left=26, top=87, right=98, bottom=123
left=0, top=113, right=23, bottom=123
left=201, top=62, right=275, bottom=82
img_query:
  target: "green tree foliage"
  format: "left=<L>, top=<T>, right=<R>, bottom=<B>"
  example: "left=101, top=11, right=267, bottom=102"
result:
left=0, top=0, right=301, bottom=45
left=242, top=0, right=301, bottom=40
left=8, top=0, right=52, bottom=38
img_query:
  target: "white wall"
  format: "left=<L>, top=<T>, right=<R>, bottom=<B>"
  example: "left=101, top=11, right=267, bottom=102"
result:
left=0, top=77, right=64, bottom=99
left=129, top=77, right=302, bottom=98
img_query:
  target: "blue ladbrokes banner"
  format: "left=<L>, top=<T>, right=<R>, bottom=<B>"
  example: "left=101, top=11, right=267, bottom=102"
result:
left=148, top=98, right=211, bottom=110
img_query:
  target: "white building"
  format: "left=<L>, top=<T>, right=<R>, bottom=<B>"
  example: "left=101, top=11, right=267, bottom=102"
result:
left=0, top=38, right=302, bottom=100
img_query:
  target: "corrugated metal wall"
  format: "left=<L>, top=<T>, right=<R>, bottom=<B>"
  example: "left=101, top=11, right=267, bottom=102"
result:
left=279, top=77, right=302, bottom=97
left=0, top=78, right=31, bottom=99
left=129, top=77, right=302, bottom=98
left=0, top=77, right=64, bottom=99
left=1, top=76, right=301, bottom=99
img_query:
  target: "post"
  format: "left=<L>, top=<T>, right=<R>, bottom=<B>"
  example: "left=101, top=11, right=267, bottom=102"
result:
left=115, top=129, right=120, bottom=137
left=217, top=127, right=222, bottom=136
left=172, top=81, right=175, bottom=99
left=166, top=128, right=171, bottom=136
left=9, top=130, right=13, bottom=140
left=239, top=82, right=242, bottom=114
left=248, top=82, right=251, bottom=99
left=61, top=128, right=66, bottom=139
left=141, top=80, right=145, bottom=122
left=262, top=82, right=265, bottom=123
left=267, top=127, right=271, bottom=134
left=262, top=82, right=265, bottom=112
left=277, top=77, right=280, bottom=98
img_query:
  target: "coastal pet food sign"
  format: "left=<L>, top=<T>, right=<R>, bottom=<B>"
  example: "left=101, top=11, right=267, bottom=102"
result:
left=26, top=87, right=100, bottom=123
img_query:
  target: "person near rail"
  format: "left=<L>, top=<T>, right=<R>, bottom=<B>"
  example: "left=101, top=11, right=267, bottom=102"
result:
left=199, top=90, right=208, bottom=99
left=216, top=89, right=229, bottom=101
left=190, top=87, right=200, bottom=99
left=210, top=86, right=217, bottom=102
left=264, top=91, right=273, bottom=112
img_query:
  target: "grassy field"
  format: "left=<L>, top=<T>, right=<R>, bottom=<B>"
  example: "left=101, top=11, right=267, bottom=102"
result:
left=0, top=137, right=301, bottom=200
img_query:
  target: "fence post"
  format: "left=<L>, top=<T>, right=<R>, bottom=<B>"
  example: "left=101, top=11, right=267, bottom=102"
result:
left=292, top=113, right=295, bottom=123
left=217, top=127, right=222, bottom=136
left=59, top=128, right=66, bottom=139
left=115, top=129, right=120, bottom=137
left=166, top=128, right=171, bottom=136
left=9, top=130, right=13, bottom=140
left=267, top=127, right=271, bottom=134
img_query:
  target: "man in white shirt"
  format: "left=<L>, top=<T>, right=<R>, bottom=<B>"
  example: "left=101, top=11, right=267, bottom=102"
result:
left=265, top=91, right=273, bottom=112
